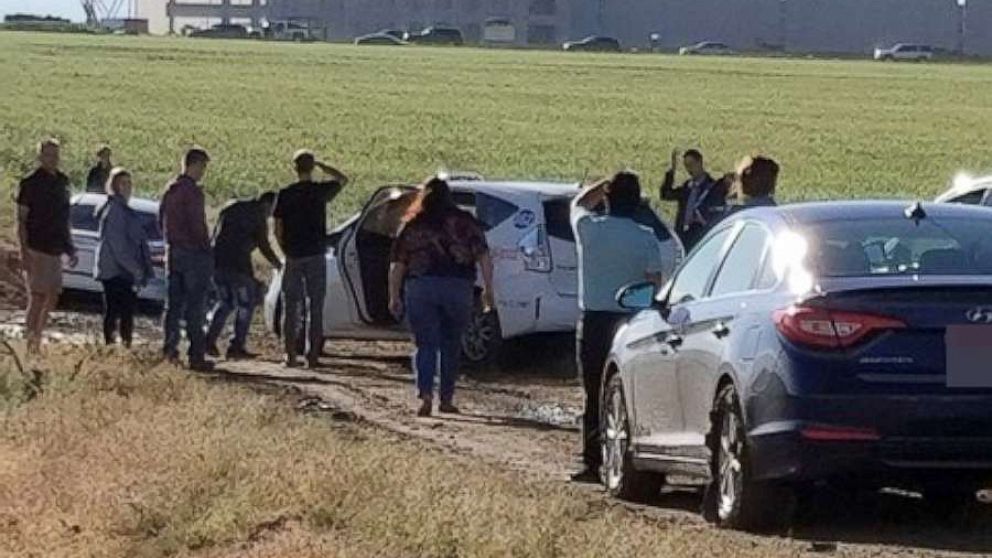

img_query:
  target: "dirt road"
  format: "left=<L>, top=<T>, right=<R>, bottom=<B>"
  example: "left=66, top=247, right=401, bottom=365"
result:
left=4, top=301, right=992, bottom=557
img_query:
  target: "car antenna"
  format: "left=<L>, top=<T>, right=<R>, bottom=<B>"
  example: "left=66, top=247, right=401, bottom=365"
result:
left=904, top=201, right=927, bottom=225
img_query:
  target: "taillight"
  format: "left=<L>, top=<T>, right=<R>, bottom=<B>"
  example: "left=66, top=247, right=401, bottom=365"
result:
left=773, top=305, right=906, bottom=349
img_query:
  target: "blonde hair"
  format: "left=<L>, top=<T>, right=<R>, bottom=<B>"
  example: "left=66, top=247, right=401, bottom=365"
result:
left=105, top=167, right=132, bottom=196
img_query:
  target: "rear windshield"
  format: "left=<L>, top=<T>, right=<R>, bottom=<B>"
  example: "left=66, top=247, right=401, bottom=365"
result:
left=804, top=217, right=992, bottom=277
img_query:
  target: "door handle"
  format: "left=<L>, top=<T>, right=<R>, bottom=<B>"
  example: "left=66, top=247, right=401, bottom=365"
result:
left=712, top=322, right=730, bottom=338
left=665, top=333, right=683, bottom=348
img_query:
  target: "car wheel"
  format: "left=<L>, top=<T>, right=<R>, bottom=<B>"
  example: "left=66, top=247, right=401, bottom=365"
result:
left=461, top=304, right=502, bottom=368
left=705, top=384, right=792, bottom=531
left=602, top=374, right=664, bottom=502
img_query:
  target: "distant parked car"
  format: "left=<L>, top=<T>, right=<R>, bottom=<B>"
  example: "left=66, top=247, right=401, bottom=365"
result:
left=189, top=23, right=249, bottom=39
left=355, top=32, right=407, bottom=46
left=936, top=174, right=992, bottom=206
left=63, top=193, right=167, bottom=303
left=404, top=26, right=464, bottom=45
left=874, top=44, right=934, bottom=62
left=563, top=35, right=621, bottom=52
left=679, top=41, right=735, bottom=56
left=378, top=29, right=405, bottom=40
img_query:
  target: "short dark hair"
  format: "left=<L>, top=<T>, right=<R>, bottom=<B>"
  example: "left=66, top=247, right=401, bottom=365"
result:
left=294, top=150, right=316, bottom=174
left=184, top=147, right=210, bottom=168
left=258, top=191, right=277, bottom=206
left=737, top=155, right=779, bottom=199
left=684, top=149, right=703, bottom=163
left=37, top=138, right=60, bottom=154
left=606, top=171, right=642, bottom=216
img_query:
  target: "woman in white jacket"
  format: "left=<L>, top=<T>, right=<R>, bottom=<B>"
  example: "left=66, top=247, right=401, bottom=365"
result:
left=94, top=168, right=154, bottom=347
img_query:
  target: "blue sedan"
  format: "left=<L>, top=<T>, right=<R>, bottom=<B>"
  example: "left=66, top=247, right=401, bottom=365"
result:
left=604, top=201, right=992, bottom=530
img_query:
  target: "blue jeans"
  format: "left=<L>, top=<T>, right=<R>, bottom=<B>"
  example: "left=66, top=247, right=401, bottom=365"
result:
left=206, top=271, right=257, bottom=352
left=282, top=255, right=326, bottom=361
left=163, top=247, right=213, bottom=362
left=404, top=276, right=474, bottom=402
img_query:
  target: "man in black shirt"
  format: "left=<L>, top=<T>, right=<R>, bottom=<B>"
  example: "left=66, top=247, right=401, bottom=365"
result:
left=274, top=150, right=349, bottom=368
left=86, top=145, right=113, bottom=193
left=17, top=139, right=78, bottom=354
left=206, top=191, right=282, bottom=359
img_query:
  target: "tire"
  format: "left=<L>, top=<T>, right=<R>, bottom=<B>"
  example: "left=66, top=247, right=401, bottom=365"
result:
left=461, top=303, right=503, bottom=368
left=705, top=384, right=793, bottom=531
left=601, top=374, right=665, bottom=503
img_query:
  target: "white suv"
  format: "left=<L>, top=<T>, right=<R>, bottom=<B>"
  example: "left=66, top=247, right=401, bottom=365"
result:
left=874, top=44, right=934, bottom=62
left=263, top=180, right=683, bottom=365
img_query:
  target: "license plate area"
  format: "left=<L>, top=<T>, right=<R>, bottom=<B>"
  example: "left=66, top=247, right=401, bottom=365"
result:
left=946, top=325, right=992, bottom=388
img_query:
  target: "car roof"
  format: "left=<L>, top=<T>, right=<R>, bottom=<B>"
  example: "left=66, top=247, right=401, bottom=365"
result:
left=448, top=180, right=580, bottom=198
left=735, top=200, right=992, bottom=226
left=72, top=192, right=159, bottom=214
left=935, top=174, right=992, bottom=202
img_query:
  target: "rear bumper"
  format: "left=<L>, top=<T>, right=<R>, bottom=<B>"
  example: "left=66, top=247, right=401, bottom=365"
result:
left=749, top=420, right=992, bottom=485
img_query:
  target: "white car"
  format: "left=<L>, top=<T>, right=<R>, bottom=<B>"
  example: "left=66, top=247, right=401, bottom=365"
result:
left=264, top=180, right=683, bottom=365
left=935, top=174, right=992, bottom=206
left=63, top=193, right=168, bottom=303
left=873, top=44, right=934, bottom=62
left=679, top=41, right=734, bottom=56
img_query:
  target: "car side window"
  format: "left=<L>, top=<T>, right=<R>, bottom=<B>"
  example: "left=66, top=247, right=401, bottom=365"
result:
left=709, top=224, right=771, bottom=297
left=668, top=227, right=733, bottom=305
left=951, top=190, right=986, bottom=205
left=542, top=198, right=574, bottom=241
left=477, top=193, right=519, bottom=232
left=70, top=203, right=100, bottom=232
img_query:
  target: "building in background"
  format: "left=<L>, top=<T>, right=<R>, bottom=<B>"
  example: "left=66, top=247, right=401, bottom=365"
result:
left=157, top=0, right=992, bottom=56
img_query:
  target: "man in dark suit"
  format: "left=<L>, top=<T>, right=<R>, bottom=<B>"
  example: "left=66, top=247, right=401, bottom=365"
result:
left=659, top=149, right=728, bottom=250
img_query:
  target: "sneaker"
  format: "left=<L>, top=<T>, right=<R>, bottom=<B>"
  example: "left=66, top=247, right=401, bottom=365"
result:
left=189, top=360, right=215, bottom=373
left=226, top=348, right=257, bottom=361
left=206, top=344, right=221, bottom=358
left=570, top=467, right=602, bottom=484
left=439, top=402, right=460, bottom=414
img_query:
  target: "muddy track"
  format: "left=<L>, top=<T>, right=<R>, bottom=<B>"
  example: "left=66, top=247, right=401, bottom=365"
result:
left=4, top=302, right=992, bottom=556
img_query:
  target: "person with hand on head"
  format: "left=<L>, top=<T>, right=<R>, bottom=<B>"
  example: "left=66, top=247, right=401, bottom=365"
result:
left=16, top=139, right=78, bottom=354
left=206, top=190, right=282, bottom=360
left=86, top=145, right=114, bottom=193
left=274, top=150, right=349, bottom=369
left=159, top=147, right=214, bottom=371
left=725, top=154, right=780, bottom=213
left=388, top=177, right=494, bottom=417
left=94, top=168, right=154, bottom=347
left=659, top=148, right=727, bottom=251
left=570, top=171, right=666, bottom=483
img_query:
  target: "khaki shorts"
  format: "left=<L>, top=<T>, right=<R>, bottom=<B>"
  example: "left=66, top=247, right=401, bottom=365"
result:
left=23, top=249, right=63, bottom=295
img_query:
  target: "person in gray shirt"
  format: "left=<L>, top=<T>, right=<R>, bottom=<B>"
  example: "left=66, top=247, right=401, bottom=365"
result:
left=569, top=171, right=665, bottom=483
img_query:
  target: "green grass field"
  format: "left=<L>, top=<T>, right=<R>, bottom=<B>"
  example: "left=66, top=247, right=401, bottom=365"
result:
left=3, top=31, right=992, bottom=220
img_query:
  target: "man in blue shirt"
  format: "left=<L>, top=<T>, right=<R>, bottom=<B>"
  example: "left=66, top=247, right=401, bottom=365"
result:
left=570, top=171, right=665, bottom=483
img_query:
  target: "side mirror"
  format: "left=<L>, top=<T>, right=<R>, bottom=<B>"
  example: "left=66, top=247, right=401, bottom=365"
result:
left=616, top=282, right=657, bottom=311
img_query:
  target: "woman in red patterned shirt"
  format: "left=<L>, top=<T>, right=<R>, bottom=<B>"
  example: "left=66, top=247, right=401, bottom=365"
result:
left=388, top=177, right=495, bottom=417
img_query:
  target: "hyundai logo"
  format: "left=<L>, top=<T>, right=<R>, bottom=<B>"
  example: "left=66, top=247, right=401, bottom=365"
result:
left=965, top=307, right=992, bottom=324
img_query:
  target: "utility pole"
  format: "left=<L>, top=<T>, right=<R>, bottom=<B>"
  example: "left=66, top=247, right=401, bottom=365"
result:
left=957, top=0, right=968, bottom=56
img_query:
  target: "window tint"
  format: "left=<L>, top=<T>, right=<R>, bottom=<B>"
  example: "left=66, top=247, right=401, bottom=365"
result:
left=70, top=204, right=99, bottom=232
left=631, top=203, right=674, bottom=243
left=950, top=190, right=986, bottom=205
left=543, top=198, right=573, bottom=241
left=477, top=192, right=518, bottom=231
left=137, top=211, right=163, bottom=241
left=806, top=216, right=992, bottom=277
left=710, top=225, right=770, bottom=297
left=669, top=227, right=732, bottom=305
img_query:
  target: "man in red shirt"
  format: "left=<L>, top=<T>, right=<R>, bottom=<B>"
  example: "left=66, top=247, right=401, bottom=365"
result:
left=159, top=147, right=214, bottom=371
left=17, top=139, right=78, bottom=354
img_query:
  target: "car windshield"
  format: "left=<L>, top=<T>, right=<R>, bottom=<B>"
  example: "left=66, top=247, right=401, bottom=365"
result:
left=802, top=216, right=992, bottom=277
